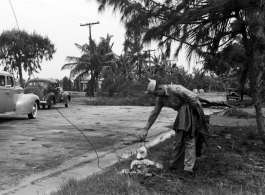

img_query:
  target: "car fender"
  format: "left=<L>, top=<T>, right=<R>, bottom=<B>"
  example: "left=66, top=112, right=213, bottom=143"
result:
left=45, top=92, right=55, bottom=104
left=15, top=94, right=40, bottom=115
left=61, top=92, right=71, bottom=104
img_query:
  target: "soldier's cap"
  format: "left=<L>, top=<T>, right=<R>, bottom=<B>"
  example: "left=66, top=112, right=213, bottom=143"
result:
left=145, top=78, right=156, bottom=94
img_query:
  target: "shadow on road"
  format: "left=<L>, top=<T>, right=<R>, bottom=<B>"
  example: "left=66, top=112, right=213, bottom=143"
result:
left=40, top=106, right=69, bottom=110
left=0, top=116, right=28, bottom=123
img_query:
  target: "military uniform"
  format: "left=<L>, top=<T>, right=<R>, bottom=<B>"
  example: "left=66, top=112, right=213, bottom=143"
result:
left=145, top=84, right=210, bottom=172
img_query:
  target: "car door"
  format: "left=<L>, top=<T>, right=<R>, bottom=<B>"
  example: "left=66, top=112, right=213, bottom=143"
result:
left=0, top=75, right=7, bottom=113
left=4, top=76, right=16, bottom=112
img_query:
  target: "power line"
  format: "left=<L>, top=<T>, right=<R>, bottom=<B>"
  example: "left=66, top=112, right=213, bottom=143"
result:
left=10, top=1, right=126, bottom=41
left=1, top=10, right=124, bottom=40
left=20, top=0, right=88, bottom=22
left=11, top=1, right=81, bottom=24
left=8, top=0, right=20, bottom=31
left=28, top=0, right=124, bottom=35
left=20, top=0, right=126, bottom=38
left=0, top=12, right=78, bottom=26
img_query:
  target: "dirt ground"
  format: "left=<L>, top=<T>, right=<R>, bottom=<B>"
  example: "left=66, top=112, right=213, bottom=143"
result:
left=0, top=92, right=240, bottom=192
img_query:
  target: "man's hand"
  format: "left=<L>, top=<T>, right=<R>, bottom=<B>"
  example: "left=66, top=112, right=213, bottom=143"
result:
left=138, top=128, right=148, bottom=141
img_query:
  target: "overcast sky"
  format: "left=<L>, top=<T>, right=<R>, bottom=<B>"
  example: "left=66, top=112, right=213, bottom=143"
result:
left=0, top=0, right=188, bottom=80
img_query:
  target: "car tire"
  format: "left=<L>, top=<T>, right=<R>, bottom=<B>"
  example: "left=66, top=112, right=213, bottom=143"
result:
left=48, top=99, right=55, bottom=109
left=28, top=102, right=38, bottom=119
left=65, top=103, right=68, bottom=107
left=42, top=105, right=46, bottom=109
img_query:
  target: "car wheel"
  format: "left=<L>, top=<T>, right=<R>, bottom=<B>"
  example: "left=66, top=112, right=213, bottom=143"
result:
left=28, top=102, right=38, bottom=119
left=42, top=105, right=46, bottom=109
left=65, top=103, right=68, bottom=108
left=48, top=99, right=55, bottom=109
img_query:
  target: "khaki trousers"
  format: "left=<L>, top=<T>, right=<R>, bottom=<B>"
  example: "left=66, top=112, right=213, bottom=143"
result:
left=169, top=130, right=196, bottom=172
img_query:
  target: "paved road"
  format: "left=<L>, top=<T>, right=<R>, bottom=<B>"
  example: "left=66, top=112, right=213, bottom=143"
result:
left=0, top=104, right=179, bottom=193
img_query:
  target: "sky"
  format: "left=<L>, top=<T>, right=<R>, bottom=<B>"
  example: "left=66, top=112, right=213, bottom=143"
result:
left=0, top=0, right=188, bottom=80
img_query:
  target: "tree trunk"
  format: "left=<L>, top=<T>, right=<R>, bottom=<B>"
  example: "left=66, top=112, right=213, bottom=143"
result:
left=86, top=80, right=90, bottom=97
left=18, top=64, right=23, bottom=87
left=249, top=60, right=265, bottom=144
left=241, top=25, right=265, bottom=144
left=240, top=83, right=244, bottom=101
left=138, top=59, right=142, bottom=79
left=90, top=70, right=95, bottom=97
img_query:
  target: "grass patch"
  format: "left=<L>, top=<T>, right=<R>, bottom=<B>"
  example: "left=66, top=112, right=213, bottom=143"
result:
left=224, top=108, right=256, bottom=118
left=51, top=125, right=265, bottom=195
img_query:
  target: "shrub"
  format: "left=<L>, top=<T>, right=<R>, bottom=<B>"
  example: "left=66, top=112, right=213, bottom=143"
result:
left=86, top=94, right=155, bottom=106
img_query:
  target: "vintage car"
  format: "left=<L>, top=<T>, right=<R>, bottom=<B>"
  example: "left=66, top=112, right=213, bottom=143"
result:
left=24, top=78, right=71, bottom=109
left=0, top=71, right=39, bottom=119
left=227, top=88, right=240, bottom=101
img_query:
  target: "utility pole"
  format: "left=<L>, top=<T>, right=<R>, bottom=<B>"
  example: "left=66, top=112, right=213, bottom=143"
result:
left=166, top=60, right=175, bottom=84
left=143, top=49, right=155, bottom=75
left=80, top=22, right=99, bottom=98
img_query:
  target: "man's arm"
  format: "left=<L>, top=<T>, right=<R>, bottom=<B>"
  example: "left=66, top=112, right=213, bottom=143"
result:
left=145, top=97, right=163, bottom=130
left=138, top=97, right=163, bottom=141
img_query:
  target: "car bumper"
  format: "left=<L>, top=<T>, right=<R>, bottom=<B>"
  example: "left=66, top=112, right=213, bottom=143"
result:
left=40, top=100, right=47, bottom=104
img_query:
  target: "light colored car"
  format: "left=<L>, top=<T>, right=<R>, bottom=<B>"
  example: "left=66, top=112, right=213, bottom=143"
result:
left=0, top=71, right=40, bottom=119
left=24, top=78, right=71, bottom=109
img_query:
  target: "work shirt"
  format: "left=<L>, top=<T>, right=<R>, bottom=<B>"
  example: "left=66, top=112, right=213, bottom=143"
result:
left=145, top=84, right=198, bottom=130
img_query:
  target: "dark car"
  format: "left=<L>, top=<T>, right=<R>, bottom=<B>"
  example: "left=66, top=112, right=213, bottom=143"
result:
left=227, top=88, right=240, bottom=101
left=24, top=78, right=71, bottom=109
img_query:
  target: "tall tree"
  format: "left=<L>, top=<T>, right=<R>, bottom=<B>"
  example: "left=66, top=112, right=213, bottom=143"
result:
left=67, top=79, right=73, bottom=91
left=62, top=76, right=69, bottom=91
left=96, top=0, right=265, bottom=144
left=62, top=34, right=114, bottom=97
left=0, top=29, right=56, bottom=85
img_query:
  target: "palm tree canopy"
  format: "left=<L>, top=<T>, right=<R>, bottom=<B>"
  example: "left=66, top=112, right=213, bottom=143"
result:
left=96, top=0, right=265, bottom=64
left=62, top=34, right=115, bottom=79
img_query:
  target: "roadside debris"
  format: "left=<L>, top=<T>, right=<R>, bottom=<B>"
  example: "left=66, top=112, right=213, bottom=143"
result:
left=116, top=149, right=133, bottom=162
left=119, top=145, right=163, bottom=176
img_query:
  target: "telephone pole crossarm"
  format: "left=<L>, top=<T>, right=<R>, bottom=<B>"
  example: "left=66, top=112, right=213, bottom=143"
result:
left=80, top=21, right=99, bottom=26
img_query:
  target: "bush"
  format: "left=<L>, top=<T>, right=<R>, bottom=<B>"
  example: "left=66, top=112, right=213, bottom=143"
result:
left=227, top=99, right=253, bottom=107
left=86, top=94, right=156, bottom=106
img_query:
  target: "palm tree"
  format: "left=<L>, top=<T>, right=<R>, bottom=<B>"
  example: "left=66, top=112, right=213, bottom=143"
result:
left=62, top=34, right=114, bottom=97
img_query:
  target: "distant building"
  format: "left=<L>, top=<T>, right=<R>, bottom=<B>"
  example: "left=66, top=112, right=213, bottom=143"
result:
left=73, top=75, right=90, bottom=92
left=73, top=74, right=103, bottom=92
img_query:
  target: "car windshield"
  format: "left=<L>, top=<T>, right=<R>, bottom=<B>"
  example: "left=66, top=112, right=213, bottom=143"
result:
left=26, top=81, right=46, bottom=88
